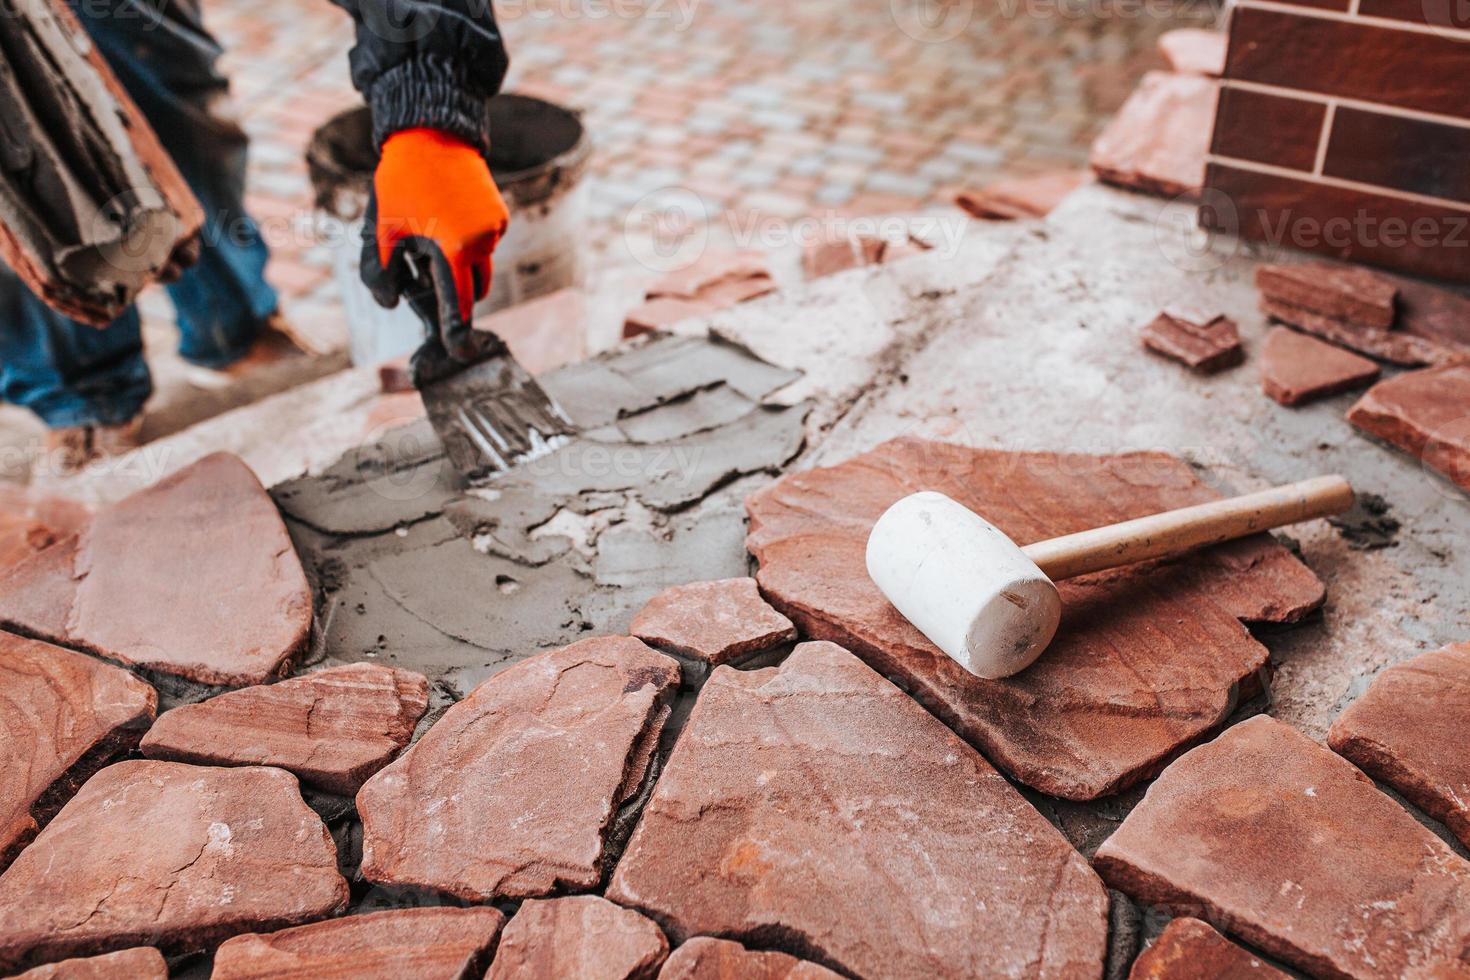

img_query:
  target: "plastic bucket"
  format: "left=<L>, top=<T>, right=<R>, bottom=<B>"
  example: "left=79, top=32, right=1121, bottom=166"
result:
left=307, top=94, right=592, bottom=366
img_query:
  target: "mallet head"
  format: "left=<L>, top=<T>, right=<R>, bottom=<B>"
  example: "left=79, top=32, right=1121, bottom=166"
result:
left=865, top=491, right=1061, bottom=680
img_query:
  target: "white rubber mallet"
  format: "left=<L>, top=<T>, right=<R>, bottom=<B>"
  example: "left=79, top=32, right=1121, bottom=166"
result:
left=865, top=476, right=1354, bottom=679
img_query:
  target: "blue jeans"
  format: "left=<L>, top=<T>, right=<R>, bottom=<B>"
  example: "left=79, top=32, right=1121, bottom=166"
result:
left=0, top=0, right=279, bottom=428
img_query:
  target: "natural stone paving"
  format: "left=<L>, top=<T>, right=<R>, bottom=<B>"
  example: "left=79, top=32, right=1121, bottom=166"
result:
left=1348, top=364, right=1470, bottom=493
left=631, top=577, right=796, bottom=666
left=1095, top=715, right=1470, bottom=979
left=487, top=896, right=669, bottom=980
left=1329, top=643, right=1470, bottom=850
left=1128, top=918, right=1288, bottom=979
left=0, top=453, right=311, bottom=687
left=211, top=908, right=505, bottom=980
left=0, top=761, right=348, bottom=972
left=140, top=663, right=428, bottom=795
left=0, top=631, right=155, bottom=872
left=8, top=947, right=168, bottom=980
left=358, top=636, right=680, bottom=902
left=746, top=437, right=1325, bottom=801
left=608, top=641, right=1109, bottom=978
left=656, top=938, right=843, bottom=980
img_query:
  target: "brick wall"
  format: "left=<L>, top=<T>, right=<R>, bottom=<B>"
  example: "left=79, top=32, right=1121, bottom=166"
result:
left=1204, top=1, right=1470, bottom=283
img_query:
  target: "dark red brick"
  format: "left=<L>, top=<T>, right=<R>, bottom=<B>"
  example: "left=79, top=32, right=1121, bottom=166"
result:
left=1324, top=108, right=1470, bottom=205
left=1210, top=88, right=1325, bottom=172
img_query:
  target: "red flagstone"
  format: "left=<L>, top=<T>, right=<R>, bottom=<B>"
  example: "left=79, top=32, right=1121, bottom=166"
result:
left=0, top=761, right=348, bottom=972
left=1259, top=327, right=1380, bottom=406
left=1095, top=715, right=1470, bottom=979
left=358, top=636, right=679, bottom=902
left=1328, top=643, right=1470, bottom=850
left=487, top=896, right=668, bottom=980
left=212, top=908, right=505, bottom=980
left=631, top=578, right=795, bottom=665
left=657, top=938, right=842, bottom=980
left=1256, top=263, right=1398, bottom=331
left=8, top=947, right=168, bottom=980
left=0, top=486, right=88, bottom=575
left=1091, top=71, right=1217, bottom=199
left=1348, top=364, right=1470, bottom=492
left=1141, top=309, right=1244, bottom=374
left=745, top=438, right=1324, bottom=801
left=607, top=642, right=1110, bottom=979
left=1157, top=29, right=1227, bottom=77
left=0, top=453, right=311, bottom=687
left=140, top=663, right=429, bottom=795
left=0, top=631, right=155, bottom=872
left=954, top=169, right=1091, bottom=220
left=1129, top=918, right=1288, bottom=979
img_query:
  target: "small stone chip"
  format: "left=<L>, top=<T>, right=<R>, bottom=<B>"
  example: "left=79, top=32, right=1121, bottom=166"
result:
left=1348, top=363, right=1470, bottom=492
left=631, top=577, right=797, bottom=665
left=1141, top=309, right=1243, bottom=374
left=1256, top=262, right=1398, bottom=330
left=1259, top=327, right=1379, bottom=407
left=1128, top=918, right=1289, bottom=979
left=8, top=947, right=168, bottom=980
left=657, top=938, right=842, bottom=980
left=487, top=896, right=669, bottom=980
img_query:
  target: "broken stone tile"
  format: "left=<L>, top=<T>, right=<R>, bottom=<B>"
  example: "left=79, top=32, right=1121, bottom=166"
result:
left=1328, top=643, right=1470, bottom=849
left=139, top=663, right=429, bottom=795
left=630, top=578, right=796, bottom=665
left=0, top=760, right=348, bottom=972
left=1256, top=262, right=1397, bottom=331
left=212, top=908, right=505, bottom=980
left=1094, top=715, right=1470, bottom=979
left=1141, top=309, right=1243, bottom=373
left=745, top=438, right=1325, bottom=800
left=358, top=636, right=679, bottom=901
left=607, top=642, right=1110, bottom=978
left=657, top=938, right=842, bottom=980
left=953, top=169, right=1092, bottom=220
left=645, top=250, right=771, bottom=302
left=1157, top=28, right=1227, bottom=77
left=624, top=297, right=722, bottom=337
left=0, top=453, right=312, bottom=686
left=1260, top=327, right=1380, bottom=406
left=9, top=947, right=168, bottom=980
left=626, top=252, right=777, bottom=338
left=487, top=896, right=668, bottom=980
left=0, top=486, right=88, bottom=574
left=801, top=232, right=931, bottom=280
left=1129, top=918, right=1288, bottom=979
left=1090, top=71, right=1217, bottom=199
left=1348, top=364, right=1470, bottom=492
left=0, top=630, right=156, bottom=872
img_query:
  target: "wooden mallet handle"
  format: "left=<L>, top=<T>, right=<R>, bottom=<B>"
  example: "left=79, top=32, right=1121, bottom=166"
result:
left=1021, top=475, right=1354, bottom=581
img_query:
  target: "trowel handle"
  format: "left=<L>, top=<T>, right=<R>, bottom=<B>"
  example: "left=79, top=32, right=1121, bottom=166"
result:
left=1021, top=475, right=1354, bottom=581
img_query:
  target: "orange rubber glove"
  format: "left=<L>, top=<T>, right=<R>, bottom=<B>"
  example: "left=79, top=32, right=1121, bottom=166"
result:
left=362, top=127, right=509, bottom=361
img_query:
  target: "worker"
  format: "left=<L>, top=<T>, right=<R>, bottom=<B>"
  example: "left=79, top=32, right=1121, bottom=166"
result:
left=0, top=0, right=509, bottom=474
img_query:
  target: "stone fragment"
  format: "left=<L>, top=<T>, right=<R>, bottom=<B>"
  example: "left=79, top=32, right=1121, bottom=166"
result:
left=0, top=486, right=88, bottom=574
left=625, top=251, right=777, bottom=337
left=487, top=896, right=668, bottom=980
left=1091, top=71, right=1217, bottom=199
left=645, top=250, right=771, bottom=301
left=0, top=453, right=312, bottom=686
left=1259, top=327, right=1379, bottom=406
left=1348, top=364, right=1470, bottom=492
left=746, top=438, right=1324, bottom=800
left=139, top=663, right=429, bottom=795
left=358, top=636, right=679, bottom=901
left=1129, top=918, right=1288, bottom=979
left=1095, top=715, right=1470, bottom=979
left=954, top=169, right=1092, bottom=220
left=1328, top=643, right=1470, bottom=849
left=657, top=938, right=841, bottom=980
left=0, top=630, right=155, bottom=872
left=9, top=947, right=168, bottom=980
left=0, top=760, right=348, bottom=972
left=607, top=642, right=1110, bottom=979
left=1256, top=262, right=1398, bottom=330
left=1141, top=309, right=1243, bottom=373
left=1157, top=28, right=1227, bottom=77
left=801, top=232, right=932, bottom=279
left=212, top=908, right=505, bottom=980
left=630, top=578, right=796, bottom=665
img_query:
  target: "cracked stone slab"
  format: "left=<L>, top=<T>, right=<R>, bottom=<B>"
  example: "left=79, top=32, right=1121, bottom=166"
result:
left=0, top=630, right=155, bottom=872
left=211, top=907, right=505, bottom=980
left=0, top=760, right=348, bottom=972
left=1129, top=918, right=1288, bottom=979
left=139, top=663, right=429, bottom=795
left=358, top=636, right=680, bottom=901
left=1256, top=263, right=1398, bottom=331
left=1095, top=715, right=1470, bottom=979
left=630, top=578, right=795, bottom=665
left=1259, top=327, right=1379, bottom=407
left=1328, top=643, right=1470, bottom=850
left=1157, top=28, right=1226, bottom=77
left=8, top=947, right=168, bottom=980
left=1090, top=71, right=1215, bottom=199
left=0, top=453, right=311, bottom=686
left=487, top=895, right=669, bottom=980
left=607, top=641, right=1109, bottom=979
left=746, top=438, right=1325, bottom=801
left=656, top=938, right=843, bottom=980
left=1348, top=364, right=1470, bottom=493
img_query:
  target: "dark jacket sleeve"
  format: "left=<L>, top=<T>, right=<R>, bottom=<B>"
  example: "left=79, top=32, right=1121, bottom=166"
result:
left=329, top=0, right=508, bottom=154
